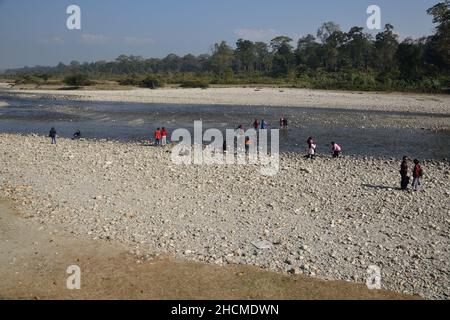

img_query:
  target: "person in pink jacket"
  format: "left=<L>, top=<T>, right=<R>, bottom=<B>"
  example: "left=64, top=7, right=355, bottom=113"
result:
left=331, top=142, right=342, bottom=158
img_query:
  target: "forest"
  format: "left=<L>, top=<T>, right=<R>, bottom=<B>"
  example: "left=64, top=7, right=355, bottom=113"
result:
left=4, top=1, right=449, bottom=93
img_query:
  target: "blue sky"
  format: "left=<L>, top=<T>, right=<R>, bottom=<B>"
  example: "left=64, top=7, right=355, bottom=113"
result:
left=0, top=0, right=439, bottom=69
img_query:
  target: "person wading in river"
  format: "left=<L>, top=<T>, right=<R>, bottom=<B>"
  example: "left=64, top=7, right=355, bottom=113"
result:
left=260, top=119, right=268, bottom=130
left=245, top=137, right=252, bottom=154
left=253, top=119, right=260, bottom=131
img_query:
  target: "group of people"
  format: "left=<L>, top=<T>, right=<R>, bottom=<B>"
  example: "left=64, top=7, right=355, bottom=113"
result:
left=48, top=123, right=425, bottom=192
left=48, top=127, right=81, bottom=144
left=306, top=137, right=342, bottom=159
left=252, top=119, right=269, bottom=130
left=251, top=117, right=288, bottom=130
left=153, top=127, right=169, bottom=147
left=400, top=157, right=424, bottom=192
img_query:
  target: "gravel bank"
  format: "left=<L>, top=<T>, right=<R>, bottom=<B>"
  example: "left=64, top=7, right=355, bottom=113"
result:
left=0, top=134, right=449, bottom=299
left=5, top=87, right=450, bottom=115
left=0, top=200, right=415, bottom=300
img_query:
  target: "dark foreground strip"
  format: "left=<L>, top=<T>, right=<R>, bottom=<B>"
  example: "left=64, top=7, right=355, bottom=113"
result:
left=0, top=300, right=444, bottom=319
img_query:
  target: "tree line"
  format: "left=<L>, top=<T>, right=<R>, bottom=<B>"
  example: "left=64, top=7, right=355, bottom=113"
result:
left=5, top=1, right=449, bottom=92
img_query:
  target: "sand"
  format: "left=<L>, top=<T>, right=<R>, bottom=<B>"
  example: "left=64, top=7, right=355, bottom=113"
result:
left=5, top=86, right=450, bottom=115
left=0, top=200, right=416, bottom=300
left=0, top=134, right=448, bottom=299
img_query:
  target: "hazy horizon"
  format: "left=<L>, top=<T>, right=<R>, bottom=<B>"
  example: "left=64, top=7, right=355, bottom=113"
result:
left=0, top=0, right=439, bottom=70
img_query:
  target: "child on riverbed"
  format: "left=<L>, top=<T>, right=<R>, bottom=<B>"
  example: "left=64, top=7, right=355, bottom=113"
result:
left=161, top=127, right=168, bottom=146
left=154, top=128, right=162, bottom=146
left=307, top=137, right=316, bottom=160
left=412, top=159, right=424, bottom=192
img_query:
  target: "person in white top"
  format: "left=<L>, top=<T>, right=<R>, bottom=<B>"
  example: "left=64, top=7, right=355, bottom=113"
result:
left=307, top=137, right=316, bottom=160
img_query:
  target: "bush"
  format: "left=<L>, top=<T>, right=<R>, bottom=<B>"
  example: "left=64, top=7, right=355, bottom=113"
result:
left=63, top=74, right=93, bottom=86
left=14, top=75, right=44, bottom=85
left=179, top=79, right=209, bottom=89
left=140, top=75, right=163, bottom=89
left=118, top=77, right=141, bottom=86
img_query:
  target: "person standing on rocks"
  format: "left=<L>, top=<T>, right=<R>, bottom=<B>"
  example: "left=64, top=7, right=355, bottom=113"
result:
left=154, top=128, right=162, bottom=147
left=331, top=142, right=342, bottom=158
left=49, top=127, right=57, bottom=145
left=412, top=159, right=424, bottom=192
left=161, top=127, right=168, bottom=146
left=400, top=156, right=410, bottom=190
left=307, top=137, right=316, bottom=160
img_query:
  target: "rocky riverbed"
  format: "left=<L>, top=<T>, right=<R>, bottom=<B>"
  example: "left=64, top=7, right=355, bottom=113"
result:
left=0, top=133, right=449, bottom=299
left=5, top=86, right=450, bottom=115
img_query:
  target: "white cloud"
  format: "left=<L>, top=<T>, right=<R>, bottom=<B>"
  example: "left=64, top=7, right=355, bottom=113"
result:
left=79, top=34, right=153, bottom=46
left=234, top=28, right=279, bottom=41
left=80, top=34, right=112, bottom=44
left=123, top=36, right=154, bottom=45
left=40, top=36, right=64, bottom=44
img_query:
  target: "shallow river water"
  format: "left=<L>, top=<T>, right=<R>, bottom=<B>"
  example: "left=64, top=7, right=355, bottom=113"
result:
left=0, top=92, right=449, bottom=160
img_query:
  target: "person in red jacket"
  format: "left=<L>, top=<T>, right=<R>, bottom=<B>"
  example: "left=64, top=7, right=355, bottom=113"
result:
left=161, top=127, right=168, bottom=146
left=253, top=119, right=260, bottom=130
left=154, top=128, right=162, bottom=146
left=412, top=159, right=423, bottom=192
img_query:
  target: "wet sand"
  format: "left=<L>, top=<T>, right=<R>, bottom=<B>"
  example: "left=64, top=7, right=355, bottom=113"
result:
left=0, top=200, right=416, bottom=300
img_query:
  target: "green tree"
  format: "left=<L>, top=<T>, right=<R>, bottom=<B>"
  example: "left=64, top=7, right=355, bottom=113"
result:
left=209, top=41, right=234, bottom=77
left=270, top=36, right=294, bottom=76
left=254, top=42, right=272, bottom=74
left=373, top=24, right=399, bottom=77
left=317, top=22, right=343, bottom=71
left=295, top=34, right=321, bottom=71
left=396, top=38, right=425, bottom=81
left=426, top=1, right=450, bottom=69
left=340, top=27, right=373, bottom=70
left=317, top=21, right=340, bottom=44
left=234, top=39, right=256, bottom=73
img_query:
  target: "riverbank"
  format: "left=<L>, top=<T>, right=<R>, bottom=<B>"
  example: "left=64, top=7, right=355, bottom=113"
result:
left=0, top=200, right=416, bottom=300
left=3, top=86, right=450, bottom=115
left=0, top=134, right=448, bottom=299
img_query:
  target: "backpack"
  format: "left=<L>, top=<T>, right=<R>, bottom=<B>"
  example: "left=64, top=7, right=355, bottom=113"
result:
left=419, top=168, right=424, bottom=177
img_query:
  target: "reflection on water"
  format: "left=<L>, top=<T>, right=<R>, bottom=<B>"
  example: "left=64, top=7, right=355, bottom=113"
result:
left=0, top=93, right=449, bottom=160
